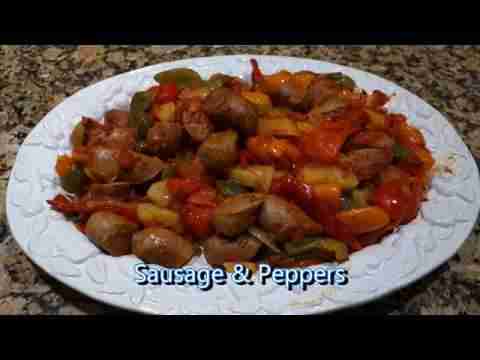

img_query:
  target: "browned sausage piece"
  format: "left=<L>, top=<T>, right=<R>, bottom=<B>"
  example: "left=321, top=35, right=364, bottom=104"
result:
left=105, top=127, right=137, bottom=150
left=349, top=130, right=395, bottom=150
left=259, top=195, right=323, bottom=241
left=82, top=118, right=109, bottom=147
left=270, top=72, right=318, bottom=109
left=180, top=110, right=213, bottom=143
left=104, top=110, right=130, bottom=128
left=272, top=80, right=305, bottom=108
left=87, top=146, right=121, bottom=183
left=119, top=152, right=165, bottom=184
left=340, top=148, right=393, bottom=181
left=379, top=165, right=411, bottom=184
left=197, top=130, right=238, bottom=172
left=203, top=235, right=262, bottom=266
left=301, top=76, right=342, bottom=111
left=132, top=227, right=194, bottom=268
left=88, top=182, right=131, bottom=199
left=85, top=211, right=139, bottom=256
left=213, top=193, right=265, bottom=237
left=203, top=87, right=258, bottom=135
left=145, top=120, right=183, bottom=158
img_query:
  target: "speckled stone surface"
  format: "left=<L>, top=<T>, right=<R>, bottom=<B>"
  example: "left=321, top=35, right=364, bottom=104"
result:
left=1, top=45, right=479, bottom=315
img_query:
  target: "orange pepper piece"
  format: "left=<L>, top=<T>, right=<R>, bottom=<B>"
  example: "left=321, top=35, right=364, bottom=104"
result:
left=336, top=206, right=390, bottom=235
left=55, top=155, right=74, bottom=177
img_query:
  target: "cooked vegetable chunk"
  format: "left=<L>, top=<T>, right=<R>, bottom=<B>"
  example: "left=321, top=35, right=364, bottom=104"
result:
left=60, top=165, right=89, bottom=194
left=297, top=165, right=359, bottom=190
left=147, top=181, right=172, bottom=208
left=284, top=237, right=348, bottom=262
left=229, top=165, right=274, bottom=193
left=154, top=68, right=203, bottom=89
left=151, top=102, right=176, bottom=123
left=128, top=91, right=154, bottom=139
left=336, top=207, right=390, bottom=234
left=216, top=180, right=249, bottom=197
left=137, top=203, right=181, bottom=231
left=70, top=122, right=86, bottom=149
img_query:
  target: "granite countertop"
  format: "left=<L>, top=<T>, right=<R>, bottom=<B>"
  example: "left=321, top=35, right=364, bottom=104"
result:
left=1, top=45, right=479, bottom=315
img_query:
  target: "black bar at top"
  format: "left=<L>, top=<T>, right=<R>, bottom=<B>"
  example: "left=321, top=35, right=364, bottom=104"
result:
left=0, top=32, right=479, bottom=45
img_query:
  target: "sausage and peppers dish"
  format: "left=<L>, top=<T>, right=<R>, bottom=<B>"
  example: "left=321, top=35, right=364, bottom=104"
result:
left=47, top=59, right=435, bottom=270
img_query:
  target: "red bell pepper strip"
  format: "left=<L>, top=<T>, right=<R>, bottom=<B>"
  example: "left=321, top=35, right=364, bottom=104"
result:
left=301, top=120, right=359, bottom=164
left=155, top=83, right=178, bottom=104
left=371, top=178, right=424, bottom=224
left=47, top=195, right=140, bottom=224
left=270, top=175, right=314, bottom=213
left=250, top=58, right=264, bottom=84
left=186, top=188, right=217, bottom=208
left=181, top=203, right=215, bottom=238
left=55, top=155, right=75, bottom=177
left=239, top=150, right=256, bottom=168
left=166, top=178, right=204, bottom=202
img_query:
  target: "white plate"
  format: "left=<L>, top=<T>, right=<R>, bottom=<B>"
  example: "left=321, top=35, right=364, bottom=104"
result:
left=6, top=55, right=480, bottom=315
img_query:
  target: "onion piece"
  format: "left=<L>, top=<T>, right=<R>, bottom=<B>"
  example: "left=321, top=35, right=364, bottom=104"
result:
left=120, top=153, right=165, bottom=184
left=248, top=226, right=282, bottom=254
left=214, top=193, right=265, bottom=216
left=230, top=165, right=274, bottom=193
